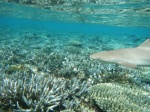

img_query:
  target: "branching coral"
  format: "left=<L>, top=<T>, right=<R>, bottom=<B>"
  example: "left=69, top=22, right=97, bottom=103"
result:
left=89, top=83, right=150, bottom=112
left=0, top=30, right=150, bottom=112
left=62, top=78, right=90, bottom=109
left=59, top=53, right=143, bottom=85
left=1, top=0, right=126, bottom=5
left=0, top=74, right=66, bottom=111
left=0, top=73, right=90, bottom=111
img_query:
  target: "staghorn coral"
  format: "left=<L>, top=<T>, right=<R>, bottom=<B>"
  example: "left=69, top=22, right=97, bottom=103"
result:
left=0, top=30, right=148, bottom=85
left=67, top=41, right=83, bottom=48
left=1, top=0, right=129, bottom=5
left=62, top=78, right=90, bottom=109
left=4, top=64, right=32, bottom=74
left=64, top=46, right=83, bottom=54
left=64, top=40, right=83, bottom=54
left=60, top=109, right=75, bottom=112
left=1, top=30, right=150, bottom=112
left=138, top=67, right=150, bottom=84
left=0, top=74, right=66, bottom=111
left=0, top=73, right=90, bottom=111
left=89, top=83, right=150, bottom=112
left=58, top=53, right=143, bottom=85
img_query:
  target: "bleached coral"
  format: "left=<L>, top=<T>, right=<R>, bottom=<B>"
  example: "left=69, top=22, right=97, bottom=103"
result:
left=0, top=73, right=90, bottom=111
left=62, top=78, right=90, bottom=109
left=0, top=74, right=66, bottom=111
left=89, top=83, right=150, bottom=112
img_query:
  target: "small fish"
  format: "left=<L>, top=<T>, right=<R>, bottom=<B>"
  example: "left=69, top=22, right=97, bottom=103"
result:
left=90, top=38, right=150, bottom=68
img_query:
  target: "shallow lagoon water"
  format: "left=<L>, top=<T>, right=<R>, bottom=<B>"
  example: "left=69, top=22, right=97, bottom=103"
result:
left=0, top=1, right=150, bottom=112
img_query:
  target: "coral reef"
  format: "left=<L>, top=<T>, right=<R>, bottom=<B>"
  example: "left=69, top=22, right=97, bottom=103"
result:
left=4, top=64, right=31, bottom=74
left=59, top=53, right=143, bottom=85
left=0, top=29, right=150, bottom=112
left=89, top=83, right=150, bottom=112
left=67, top=41, right=83, bottom=48
left=0, top=72, right=90, bottom=111
left=0, top=0, right=122, bottom=5
left=138, top=67, right=150, bottom=84
left=64, top=46, right=82, bottom=54
left=2, top=0, right=145, bottom=5
left=0, top=74, right=65, bottom=111
left=64, top=40, right=83, bottom=54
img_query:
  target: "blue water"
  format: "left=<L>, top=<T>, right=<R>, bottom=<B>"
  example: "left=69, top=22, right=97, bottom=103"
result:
left=0, top=1, right=150, bottom=112
left=1, top=15, right=150, bottom=36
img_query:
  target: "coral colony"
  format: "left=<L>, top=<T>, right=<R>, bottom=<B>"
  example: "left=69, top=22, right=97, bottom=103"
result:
left=0, top=31, right=150, bottom=111
left=0, top=1, right=150, bottom=112
left=0, top=73, right=90, bottom=111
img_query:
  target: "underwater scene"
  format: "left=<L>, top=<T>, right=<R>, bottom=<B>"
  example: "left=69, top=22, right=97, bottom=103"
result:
left=0, top=0, right=150, bottom=112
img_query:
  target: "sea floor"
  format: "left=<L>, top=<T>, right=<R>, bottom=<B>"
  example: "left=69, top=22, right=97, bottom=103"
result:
left=0, top=26, right=150, bottom=111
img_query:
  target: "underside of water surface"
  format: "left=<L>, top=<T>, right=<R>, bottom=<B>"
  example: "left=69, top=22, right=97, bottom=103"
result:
left=0, top=0, right=150, bottom=112
left=0, top=0, right=150, bottom=27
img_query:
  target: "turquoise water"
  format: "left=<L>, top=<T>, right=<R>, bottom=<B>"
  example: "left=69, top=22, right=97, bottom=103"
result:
left=1, top=15, right=150, bottom=36
left=0, top=1, right=150, bottom=112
